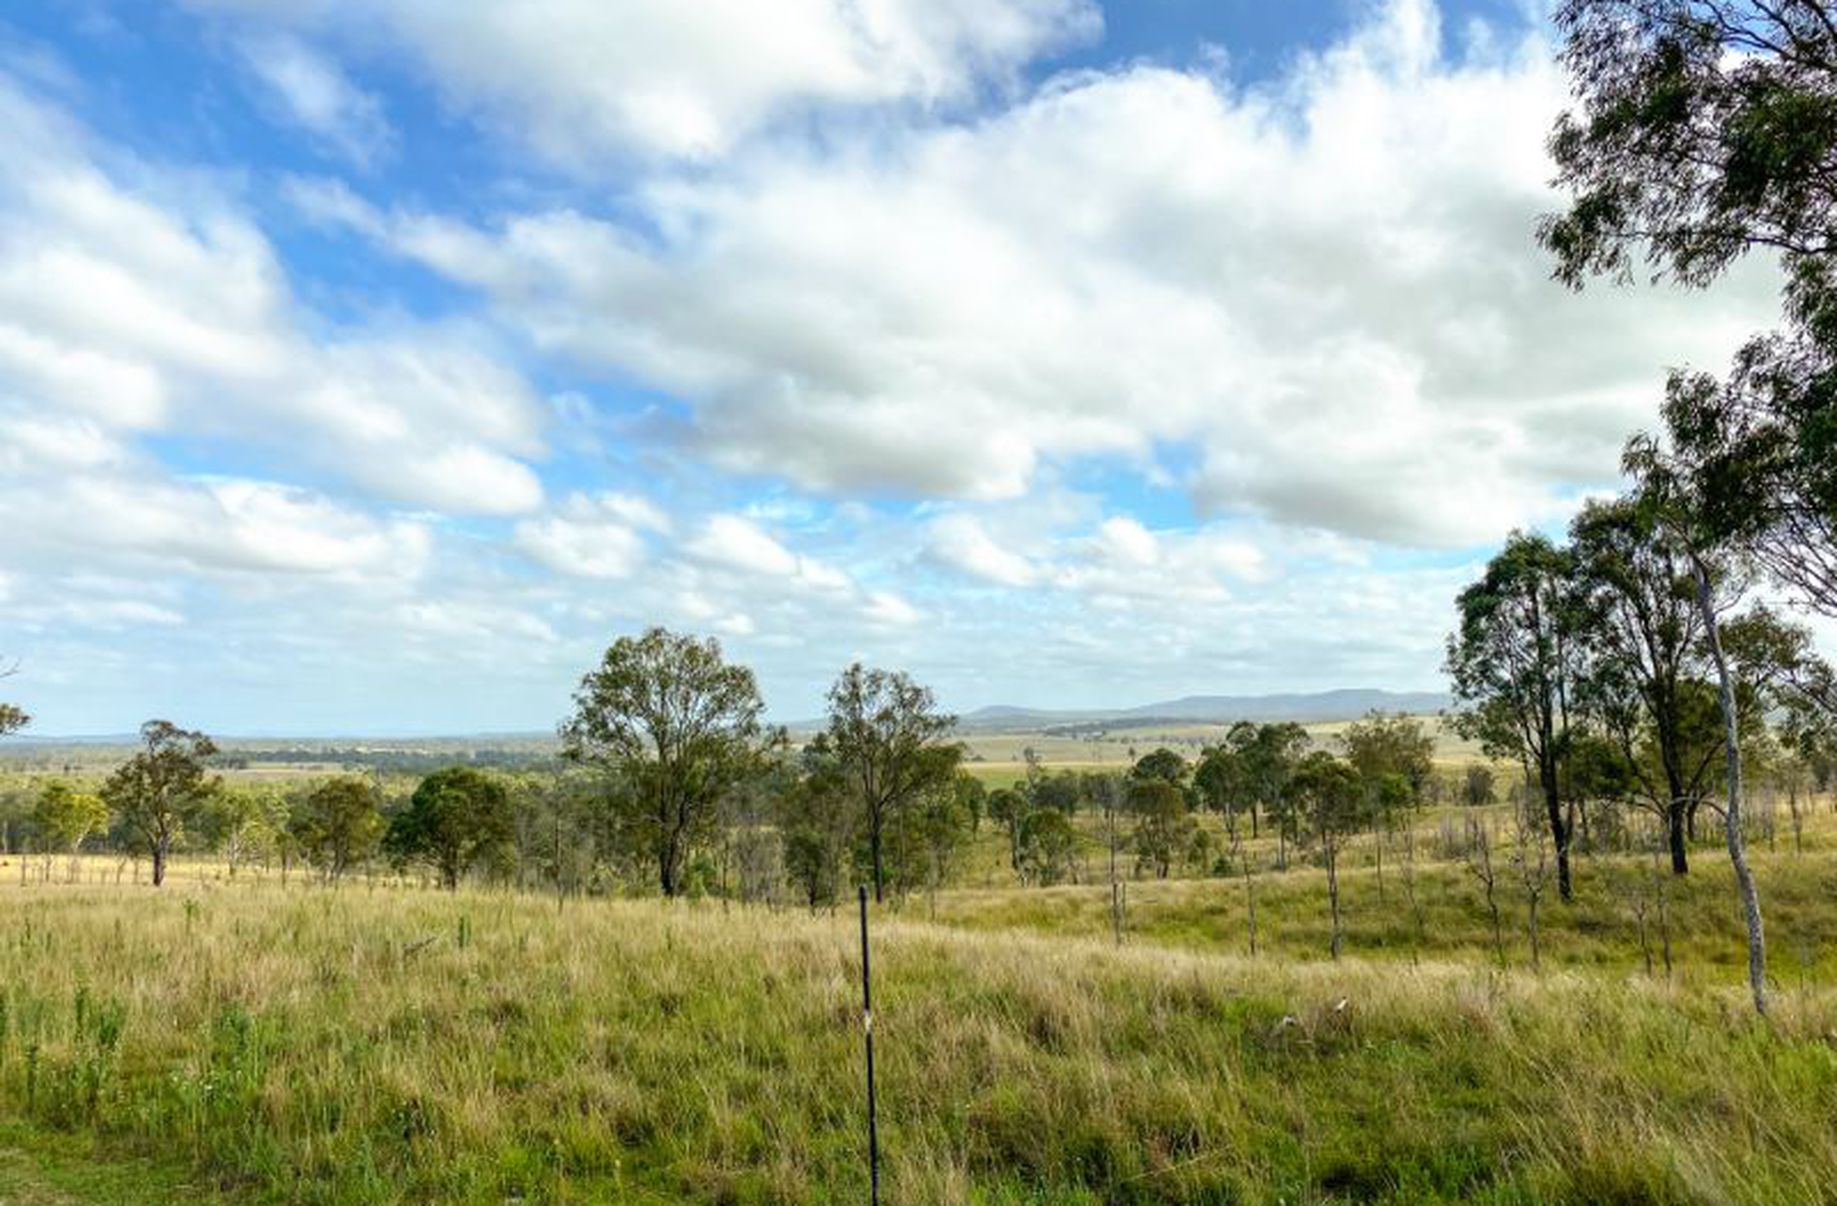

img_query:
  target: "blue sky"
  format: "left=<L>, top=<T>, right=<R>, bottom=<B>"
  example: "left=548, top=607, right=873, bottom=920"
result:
left=0, top=0, right=1792, bottom=735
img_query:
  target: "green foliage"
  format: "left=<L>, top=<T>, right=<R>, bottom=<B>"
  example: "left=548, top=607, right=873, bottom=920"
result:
left=386, top=767, right=515, bottom=891
left=1341, top=711, right=1435, bottom=806
left=1128, top=779, right=1193, bottom=879
left=778, top=740, right=855, bottom=909
left=1129, top=747, right=1188, bottom=786
left=561, top=627, right=768, bottom=897
left=197, top=785, right=284, bottom=876
left=824, top=663, right=961, bottom=902
left=1291, top=752, right=1366, bottom=844
left=97, top=721, right=218, bottom=888
left=1545, top=0, right=1837, bottom=619
left=289, top=776, right=383, bottom=882
left=986, top=787, right=1028, bottom=872
left=1015, top=807, right=1078, bottom=886
left=1446, top=533, right=1583, bottom=897
left=31, top=784, right=107, bottom=857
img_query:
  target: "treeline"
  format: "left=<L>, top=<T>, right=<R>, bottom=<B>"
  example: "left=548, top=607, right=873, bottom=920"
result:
left=218, top=747, right=565, bottom=774
left=0, top=629, right=1481, bottom=916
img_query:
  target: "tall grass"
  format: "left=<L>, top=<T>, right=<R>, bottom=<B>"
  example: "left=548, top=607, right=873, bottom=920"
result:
left=2, top=878, right=1837, bottom=1202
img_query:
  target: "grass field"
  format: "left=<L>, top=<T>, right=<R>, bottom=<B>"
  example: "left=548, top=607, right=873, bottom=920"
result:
left=0, top=796, right=1833, bottom=1202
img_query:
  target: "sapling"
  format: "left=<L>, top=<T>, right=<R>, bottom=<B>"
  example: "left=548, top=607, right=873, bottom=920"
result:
left=1511, top=803, right=1551, bottom=972
left=1462, top=818, right=1505, bottom=968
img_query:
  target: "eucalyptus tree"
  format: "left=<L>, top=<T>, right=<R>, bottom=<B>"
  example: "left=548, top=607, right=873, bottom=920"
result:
left=1292, top=751, right=1367, bottom=960
left=1447, top=534, right=1585, bottom=900
left=99, top=720, right=218, bottom=888
left=1194, top=745, right=1249, bottom=841
left=201, top=786, right=285, bottom=878
left=1226, top=721, right=1309, bottom=859
left=1127, top=778, right=1192, bottom=880
left=823, top=663, right=962, bottom=903
left=32, top=782, right=107, bottom=880
left=1016, top=807, right=1080, bottom=886
left=1340, top=711, right=1435, bottom=803
left=0, top=658, right=25, bottom=738
left=561, top=628, right=769, bottom=898
left=1544, top=0, right=1837, bottom=623
left=780, top=737, right=856, bottom=910
left=985, top=786, right=1029, bottom=873
left=386, top=766, right=515, bottom=891
left=291, top=776, right=383, bottom=883
left=1569, top=492, right=1730, bottom=871
left=1620, top=445, right=1773, bottom=1013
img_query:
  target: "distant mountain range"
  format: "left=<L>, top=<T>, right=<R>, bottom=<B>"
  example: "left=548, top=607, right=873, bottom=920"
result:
left=952, top=688, right=1451, bottom=732
left=8, top=690, right=1452, bottom=747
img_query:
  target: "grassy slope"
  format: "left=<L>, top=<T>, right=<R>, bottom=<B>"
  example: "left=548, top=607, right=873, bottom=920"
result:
left=0, top=873, right=1836, bottom=1204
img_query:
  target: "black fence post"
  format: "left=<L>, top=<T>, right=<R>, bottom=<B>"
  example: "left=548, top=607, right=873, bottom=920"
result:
left=858, top=884, right=880, bottom=1205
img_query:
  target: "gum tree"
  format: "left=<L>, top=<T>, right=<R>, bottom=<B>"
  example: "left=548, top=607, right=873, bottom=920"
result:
left=1544, top=0, right=1837, bottom=628
left=1447, top=534, right=1585, bottom=901
left=562, top=628, right=768, bottom=898
left=99, top=720, right=218, bottom=888
left=387, top=766, right=515, bottom=891
left=824, top=663, right=961, bottom=903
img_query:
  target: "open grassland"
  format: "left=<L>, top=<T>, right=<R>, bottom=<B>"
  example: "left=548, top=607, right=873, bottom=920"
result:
left=2, top=866, right=1837, bottom=1203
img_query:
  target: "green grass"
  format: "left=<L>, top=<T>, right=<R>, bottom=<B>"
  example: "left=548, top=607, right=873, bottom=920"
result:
left=0, top=786, right=1831, bottom=1202
left=0, top=1119, right=230, bottom=1203
left=1, top=868, right=1836, bottom=1203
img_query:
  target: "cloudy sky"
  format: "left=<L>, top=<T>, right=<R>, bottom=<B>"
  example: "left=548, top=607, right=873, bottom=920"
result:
left=0, top=0, right=1791, bottom=735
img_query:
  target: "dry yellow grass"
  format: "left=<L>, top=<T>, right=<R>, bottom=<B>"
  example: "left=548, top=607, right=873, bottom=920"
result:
left=1, top=869, right=1835, bottom=1202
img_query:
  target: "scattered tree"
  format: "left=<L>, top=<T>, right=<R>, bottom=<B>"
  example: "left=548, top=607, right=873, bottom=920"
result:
left=386, top=766, right=515, bottom=891
left=99, top=720, right=218, bottom=888
left=1447, top=534, right=1584, bottom=901
left=291, top=776, right=383, bottom=883
left=1292, top=751, right=1366, bottom=960
left=561, top=628, right=769, bottom=897
left=824, top=664, right=961, bottom=903
left=32, top=782, right=107, bottom=881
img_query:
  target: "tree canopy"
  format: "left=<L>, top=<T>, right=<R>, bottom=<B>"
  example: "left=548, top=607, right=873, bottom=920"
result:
left=387, top=766, right=515, bottom=890
left=561, top=627, right=769, bottom=897
left=1545, top=0, right=1837, bottom=622
left=99, top=720, right=218, bottom=888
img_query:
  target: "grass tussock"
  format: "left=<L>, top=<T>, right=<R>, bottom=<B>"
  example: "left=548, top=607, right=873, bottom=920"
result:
left=0, top=882, right=1835, bottom=1203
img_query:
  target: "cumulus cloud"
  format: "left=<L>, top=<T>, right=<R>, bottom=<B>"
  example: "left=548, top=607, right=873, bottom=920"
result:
left=328, top=0, right=1774, bottom=546
left=513, top=492, right=666, bottom=579
left=46, top=475, right=431, bottom=579
left=189, top=0, right=1100, bottom=163
left=926, top=513, right=1039, bottom=586
left=0, top=73, right=546, bottom=517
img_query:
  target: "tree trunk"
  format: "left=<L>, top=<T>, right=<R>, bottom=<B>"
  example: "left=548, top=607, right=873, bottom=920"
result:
left=1243, top=855, right=1257, bottom=956
left=1666, top=798, right=1690, bottom=875
left=1325, top=835, right=1342, bottom=961
left=151, top=839, right=167, bottom=887
left=1541, top=775, right=1573, bottom=901
left=1694, top=558, right=1766, bottom=1016
left=870, top=809, right=885, bottom=904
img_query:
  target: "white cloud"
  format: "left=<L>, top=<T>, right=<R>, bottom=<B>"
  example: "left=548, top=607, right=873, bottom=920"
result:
left=394, top=601, right=558, bottom=644
left=190, top=0, right=1100, bottom=163
left=236, top=34, right=393, bottom=166
left=862, top=590, right=922, bottom=627
left=513, top=492, right=662, bottom=579
left=347, top=0, right=1774, bottom=546
left=0, top=460, right=430, bottom=582
left=0, top=74, right=546, bottom=517
left=689, top=513, right=800, bottom=577
left=926, top=513, right=1038, bottom=586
